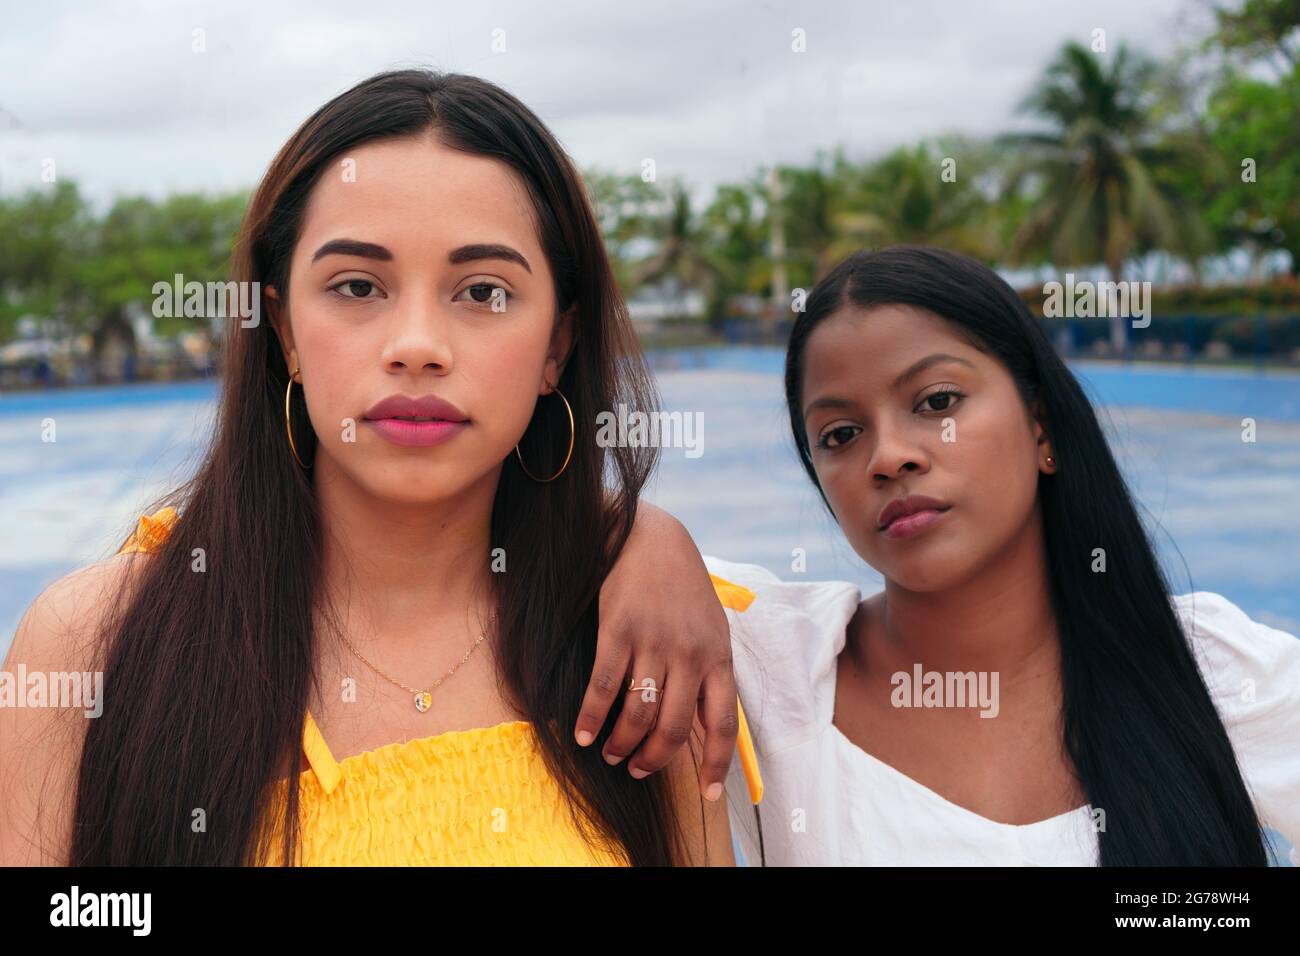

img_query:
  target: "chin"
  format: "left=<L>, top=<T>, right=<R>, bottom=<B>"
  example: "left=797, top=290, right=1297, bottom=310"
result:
left=360, top=468, right=477, bottom=506
left=880, top=565, right=959, bottom=594
left=883, top=567, right=967, bottom=590
left=866, top=539, right=986, bottom=594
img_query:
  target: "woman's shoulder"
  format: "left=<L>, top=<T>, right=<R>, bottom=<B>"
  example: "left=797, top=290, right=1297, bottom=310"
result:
left=0, top=514, right=167, bottom=865
left=1173, top=591, right=1300, bottom=712
left=703, top=554, right=862, bottom=617
left=703, top=555, right=862, bottom=750
left=1173, top=591, right=1300, bottom=851
left=5, top=507, right=176, bottom=674
left=702, top=555, right=781, bottom=605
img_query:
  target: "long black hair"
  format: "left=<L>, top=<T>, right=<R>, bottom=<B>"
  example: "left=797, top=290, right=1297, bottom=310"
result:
left=783, top=244, right=1271, bottom=865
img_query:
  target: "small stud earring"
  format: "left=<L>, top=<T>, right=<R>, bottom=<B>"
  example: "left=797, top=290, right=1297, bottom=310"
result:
left=1046, top=455, right=1056, bottom=466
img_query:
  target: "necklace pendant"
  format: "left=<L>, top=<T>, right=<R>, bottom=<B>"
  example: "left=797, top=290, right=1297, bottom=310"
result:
left=414, top=691, right=432, bottom=713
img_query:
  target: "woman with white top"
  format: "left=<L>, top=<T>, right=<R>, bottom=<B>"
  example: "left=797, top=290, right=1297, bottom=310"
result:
left=710, top=245, right=1300, bottom=866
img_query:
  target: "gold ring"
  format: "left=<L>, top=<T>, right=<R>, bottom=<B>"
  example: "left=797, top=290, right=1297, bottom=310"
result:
left=626, top=677, right=663, bottom=703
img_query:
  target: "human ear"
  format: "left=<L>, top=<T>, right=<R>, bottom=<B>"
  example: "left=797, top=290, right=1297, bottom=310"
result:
left=1030, top=399, right=1057, bottom=474
left=540, top=303, right=577, bottom=394
left=265, top=285, right=297, bottom=374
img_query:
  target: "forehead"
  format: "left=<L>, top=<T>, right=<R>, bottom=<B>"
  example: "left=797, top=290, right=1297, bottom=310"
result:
left=296, top=133, right=543, bottom=263
left=801, top=303, right=976, bottom=403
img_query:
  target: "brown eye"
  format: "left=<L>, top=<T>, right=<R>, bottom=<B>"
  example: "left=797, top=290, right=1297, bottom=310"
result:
left=332, top=279, right=376, bottom=299
left=818, top=425, right=860, bottom=449
left=456, top=282, right=513, bottom=307
left=917, top=389, right=963, bottom=413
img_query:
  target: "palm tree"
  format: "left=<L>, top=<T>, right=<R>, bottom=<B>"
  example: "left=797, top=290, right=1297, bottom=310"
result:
left=625, top=179, right=724, bottom=326
left=700, top=180, right=769, bottom=332
left=583, top=169, right=664, bottom=293
left=836, top=140, right=999, bottom=261
left=1002, top=42, right=1197, bottom=351
left=771, top=153, right=851, bottom=282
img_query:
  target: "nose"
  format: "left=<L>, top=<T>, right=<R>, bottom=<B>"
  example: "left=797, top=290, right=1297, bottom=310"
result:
left=866, top=421, right=930, bottom=482
left=380, top=288, right=453, bottom=374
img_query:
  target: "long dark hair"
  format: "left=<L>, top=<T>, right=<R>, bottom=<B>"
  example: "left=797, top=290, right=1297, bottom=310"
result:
left=70, top=70, right=697, bottom=865
left=783, top=244, right=1271, bottom=865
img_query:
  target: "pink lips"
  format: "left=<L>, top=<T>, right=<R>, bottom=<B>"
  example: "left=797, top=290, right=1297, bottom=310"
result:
left=877, top=495, right=952, bottom=540
left=362, top=394, right=469, bottom=448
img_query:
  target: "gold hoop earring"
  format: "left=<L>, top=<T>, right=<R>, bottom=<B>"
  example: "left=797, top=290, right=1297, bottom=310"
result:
left=514, top=385, right=574, bottom=482
left=285, top=367, right=311, bottom=470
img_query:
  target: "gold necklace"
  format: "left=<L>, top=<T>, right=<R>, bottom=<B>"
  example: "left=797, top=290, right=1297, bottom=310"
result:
left=338, top=612, right=495, bottom=712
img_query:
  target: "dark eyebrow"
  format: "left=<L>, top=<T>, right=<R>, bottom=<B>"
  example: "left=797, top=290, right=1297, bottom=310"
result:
left=309, top=239, right=532, bottom=275
left=891, top=352, right=975, bottom=389
left=312, top=238, right=393, bottom=263
left=448, top=243, right=531, bottom=274
left=803, top=394, right=857, bottom=421
left=803, top=353, right=976, bottom=423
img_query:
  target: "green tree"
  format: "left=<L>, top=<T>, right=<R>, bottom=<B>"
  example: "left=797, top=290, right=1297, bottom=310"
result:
left=76, top=190, right=248, bottom=354
left=836, top=139, right=1000, bottom=262
left=622, top=179, right=719, bottom=297
left=1202, top=0, right=1300, bottom=275
left=583, top=168, right=663, bottom=293
left=770, top=152, right=852, bottom=286
left=1204, top=68, right=1300, bottom=276
left=1001, top=42, right=1200, bottom=349
left=0, top=181, right=94, bottom=342
left=700, top=179, right=769, bottom=328
left=1210, top=0, right=1300, bottom=75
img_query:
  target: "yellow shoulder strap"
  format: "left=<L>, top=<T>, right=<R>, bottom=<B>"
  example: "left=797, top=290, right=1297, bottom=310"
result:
left=301, top=711, right=342, bottom=793
left=708, top=573, right=763, bottom=805
left=710, top=573, right=756, bottom=612
left=116, top=506, right=179, bottom=555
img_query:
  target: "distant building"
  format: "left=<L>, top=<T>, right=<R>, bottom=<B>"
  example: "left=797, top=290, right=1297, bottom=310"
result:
left=626, top=276, right=706, bottom=334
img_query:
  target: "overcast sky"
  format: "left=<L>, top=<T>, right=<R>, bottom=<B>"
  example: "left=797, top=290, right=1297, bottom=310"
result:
left=0, top=0, right=1208, bottom=209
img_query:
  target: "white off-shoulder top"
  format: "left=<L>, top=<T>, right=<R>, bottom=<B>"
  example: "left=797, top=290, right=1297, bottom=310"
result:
left=707, top=555, right=1300, bottom=866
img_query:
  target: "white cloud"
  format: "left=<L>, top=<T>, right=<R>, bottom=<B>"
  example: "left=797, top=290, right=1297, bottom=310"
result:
left=0, top=0, right=1193, bottom=207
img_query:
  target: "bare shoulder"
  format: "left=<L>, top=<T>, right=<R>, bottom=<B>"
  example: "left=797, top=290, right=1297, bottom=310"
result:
left=661, top=712, right=735, bottom=866
left=11, top=553, right=149, bottom=659
left=0, top=551, right=152, bottom=865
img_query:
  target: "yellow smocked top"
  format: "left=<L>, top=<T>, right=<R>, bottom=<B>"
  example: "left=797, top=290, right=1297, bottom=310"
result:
left=117, top=506, right=760, bottom=866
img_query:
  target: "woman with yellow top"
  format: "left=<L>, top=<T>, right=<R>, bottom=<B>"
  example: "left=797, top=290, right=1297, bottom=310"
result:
left=0, top=70, right=744, bottom=866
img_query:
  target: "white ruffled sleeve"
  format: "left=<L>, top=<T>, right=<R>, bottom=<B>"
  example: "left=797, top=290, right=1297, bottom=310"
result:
left=702, top=554, right=784, bottom=592
left=1175, top=592, right=1300, bottom=859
